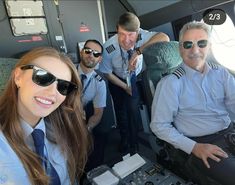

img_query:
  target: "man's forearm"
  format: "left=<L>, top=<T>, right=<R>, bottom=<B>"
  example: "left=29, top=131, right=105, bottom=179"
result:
left=139, top=32, right=170, bottom=53
left=87, top=108, right=104, bottom=131
left=87, top=116, right=101, bottom=131
left=105, top=73, right=127, bottom=90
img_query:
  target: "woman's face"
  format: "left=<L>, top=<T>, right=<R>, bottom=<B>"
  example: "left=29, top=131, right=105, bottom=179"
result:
left=14, top=56, right=72, bottom=127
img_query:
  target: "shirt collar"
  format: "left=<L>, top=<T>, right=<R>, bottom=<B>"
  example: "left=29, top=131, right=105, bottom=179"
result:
left=21, top=118, right=46, bottom=140
left=203, top=62, right=211, bottom=74
left=182, top=61, right=211, bottom=79
left=120, top=46, right=134, bottom=53
left=78, top=64, right=95, bottom=80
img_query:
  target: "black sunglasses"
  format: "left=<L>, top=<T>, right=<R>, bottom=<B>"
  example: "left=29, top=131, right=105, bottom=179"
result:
left=182, top=40, right=208, bottom=49
left=83, top=47, right=102, bottom=58
left=20, top=65, right=78, bottom=96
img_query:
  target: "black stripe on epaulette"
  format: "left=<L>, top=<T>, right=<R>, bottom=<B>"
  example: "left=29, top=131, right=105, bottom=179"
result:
left=94, top=74, right=103, bottom=81
left=136, top=34, right=142, bottom=42
left=208, top=62, right=218, bottom=70
left=105, top=44, right=115, bottom=54
left=173, top=67, right=185, bottom=79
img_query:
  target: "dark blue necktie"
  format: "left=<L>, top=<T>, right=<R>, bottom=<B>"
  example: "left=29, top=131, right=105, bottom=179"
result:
left=80, top=74, right=87, bottom=88
left=127, top=49, right=134, bottom=61
left=32, top=129, right=61, bottom=185
left=127, top=49, right=138, bottom=97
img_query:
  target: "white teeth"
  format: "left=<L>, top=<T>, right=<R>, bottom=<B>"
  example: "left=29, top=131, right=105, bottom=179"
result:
left=35, top=97, right=53, bottom=105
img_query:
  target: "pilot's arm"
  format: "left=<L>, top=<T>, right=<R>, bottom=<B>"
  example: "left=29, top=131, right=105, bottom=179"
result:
left=129, top=32, right=170, bottom=70
left=135, top=32, right=169, bottom=54
left=104, top=73, right=131, bottom=95
left=223, top=67, right=235, bottom=114
left=150, top=76, right=196, bottom=154
left=87, top=77, right=107, bottom=131
left=87, top=107, right=104, bottom=132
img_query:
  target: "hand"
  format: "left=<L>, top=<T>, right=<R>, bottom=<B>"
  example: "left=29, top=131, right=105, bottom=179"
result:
left=192, top=143, right=228, bottom=168
left=125, top=84, right=132, bottom=96
left=128, top=52, right=138, bottom=71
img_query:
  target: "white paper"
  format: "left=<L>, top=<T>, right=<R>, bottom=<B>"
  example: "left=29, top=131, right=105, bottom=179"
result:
left=112, top=153, right=146, bottom=179
left=93, top=171, right=119, bottom=185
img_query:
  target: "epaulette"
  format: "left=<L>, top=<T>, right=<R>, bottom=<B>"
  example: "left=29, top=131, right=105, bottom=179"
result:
left=105, top=44, right=115, bottom=54
left=173, top=67, right=185, bottom=79
left=208, top=62, right=218, bottom=70
left=94, top=74, right=103, bottom=81
left=136, top=34, right=142, bottom=42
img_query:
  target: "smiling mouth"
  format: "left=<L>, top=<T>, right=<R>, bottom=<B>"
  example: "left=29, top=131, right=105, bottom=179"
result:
left=35, top=97, right=54, bottom=105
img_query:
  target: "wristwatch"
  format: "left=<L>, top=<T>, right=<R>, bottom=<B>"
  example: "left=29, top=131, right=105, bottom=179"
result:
left=135, top=47, right=142, bottom=55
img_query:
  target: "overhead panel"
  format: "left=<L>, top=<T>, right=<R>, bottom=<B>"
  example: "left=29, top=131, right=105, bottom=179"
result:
left=5, top=0, right=45, bottom=16
left=5, top=0, right=47, bottom=36
left=9, top=18, right=47, bottom=36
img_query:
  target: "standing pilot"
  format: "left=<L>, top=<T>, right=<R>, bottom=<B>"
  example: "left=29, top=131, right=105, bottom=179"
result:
left=99, top=12, right=169, bottom=154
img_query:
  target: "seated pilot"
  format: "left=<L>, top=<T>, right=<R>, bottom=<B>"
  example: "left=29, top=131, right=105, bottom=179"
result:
left=77, top=39, right=107, bottom=172
left=150, top=21, right=235, bottom=185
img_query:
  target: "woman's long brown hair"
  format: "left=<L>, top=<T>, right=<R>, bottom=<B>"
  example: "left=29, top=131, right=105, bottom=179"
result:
left=0, top=47, right=91, bottom=185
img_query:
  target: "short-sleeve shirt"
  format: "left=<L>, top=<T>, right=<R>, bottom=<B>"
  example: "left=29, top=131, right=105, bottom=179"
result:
left=78, top=65, right=106, bottom=108
left=99, top=28, right=157, bottom=79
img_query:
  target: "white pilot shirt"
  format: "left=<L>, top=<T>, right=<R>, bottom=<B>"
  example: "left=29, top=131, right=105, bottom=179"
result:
left=150, top=62, right=235, bottom=154
left=99, top=28, right=157, bottom=79
left=78, top=65, right=106, bottom=108
left=0, top=118, right=69, bottom=185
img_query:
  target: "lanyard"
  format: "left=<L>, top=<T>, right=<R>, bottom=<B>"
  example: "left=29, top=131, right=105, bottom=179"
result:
left=119, top=45, right=128, bottom=71
left=119, top=45, right=137, bottom=73
left=120, top=45, right=136, bottom=73
left=81, top=74, right=93, bottom=97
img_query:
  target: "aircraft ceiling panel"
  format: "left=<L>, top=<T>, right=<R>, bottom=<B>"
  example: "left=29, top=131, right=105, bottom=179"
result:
left=127, top=0, right=181, bottom=16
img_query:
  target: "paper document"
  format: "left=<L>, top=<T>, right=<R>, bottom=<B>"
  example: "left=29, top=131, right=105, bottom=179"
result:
left=112, top=153, right=146, bottom=179
left=93, top=170, right=119, bottom=185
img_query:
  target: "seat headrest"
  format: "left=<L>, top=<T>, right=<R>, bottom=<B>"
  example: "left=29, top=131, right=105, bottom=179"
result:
left=143, top=41, right=182, bottom=87
left=143, top=41, right=182, bottom=70
left=0, top=58, right=18, bottom=94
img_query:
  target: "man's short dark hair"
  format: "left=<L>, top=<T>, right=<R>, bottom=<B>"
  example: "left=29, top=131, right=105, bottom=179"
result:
left=84, top=39, right=103, bottom=53
left=117, top=12, right=140, bottom=32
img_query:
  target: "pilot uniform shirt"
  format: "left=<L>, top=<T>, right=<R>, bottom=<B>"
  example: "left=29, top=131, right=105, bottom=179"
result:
left=78, top=65, right=106, bottom=108
left=0, top=118, right=69, bottom=185
left=99, top=28, right=157, bottom=79
left=150, top=62, right=235, bottom=154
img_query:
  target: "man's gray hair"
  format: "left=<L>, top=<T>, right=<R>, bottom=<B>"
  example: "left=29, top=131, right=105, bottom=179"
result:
left=179, top=21, right=212, bottom=42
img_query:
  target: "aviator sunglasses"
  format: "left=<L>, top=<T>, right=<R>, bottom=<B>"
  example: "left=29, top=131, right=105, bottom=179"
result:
left=182, top=40, right=208, bottom=49
left=20, top=65, right=78, bottom=96
left=83, top=47, right=102, bottom=58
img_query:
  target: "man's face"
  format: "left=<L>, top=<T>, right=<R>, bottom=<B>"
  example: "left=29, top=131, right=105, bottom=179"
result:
left=117, top=26, right=139, bottom=50
left=180, top=28, right=211, bottom=72
left=80, top=41, right=102, bottom=69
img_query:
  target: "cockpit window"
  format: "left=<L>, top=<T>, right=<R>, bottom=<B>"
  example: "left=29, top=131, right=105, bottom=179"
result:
left=204, top=14, right=235, bottom=71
